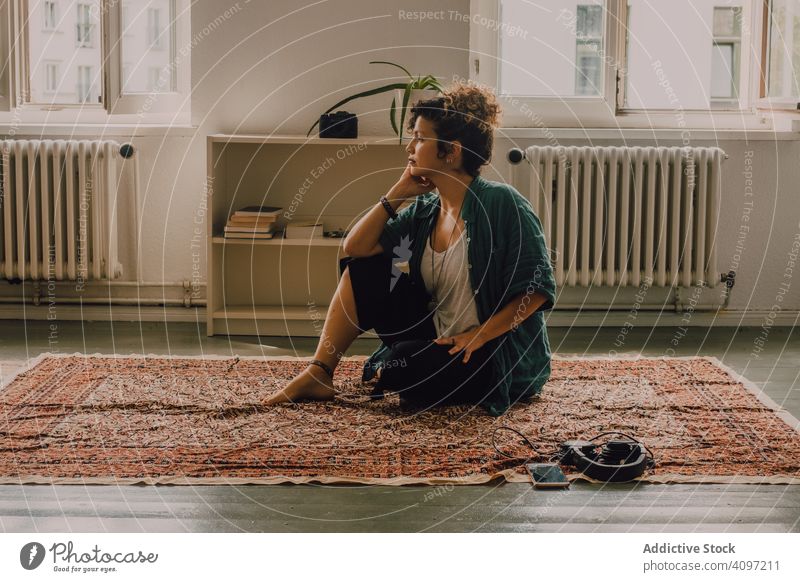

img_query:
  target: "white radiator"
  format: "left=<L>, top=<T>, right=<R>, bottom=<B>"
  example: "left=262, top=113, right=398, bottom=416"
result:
left=0, top=139, right=122, bottom=282
left=519, top=146, right=725, bottom=289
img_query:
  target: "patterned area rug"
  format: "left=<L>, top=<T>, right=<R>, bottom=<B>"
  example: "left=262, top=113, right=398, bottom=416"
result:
left=1, top=353, right=798, bottom=485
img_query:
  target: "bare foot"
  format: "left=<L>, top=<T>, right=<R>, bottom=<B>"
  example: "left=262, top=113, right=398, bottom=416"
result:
left=264, top=364, right=336, bottom=405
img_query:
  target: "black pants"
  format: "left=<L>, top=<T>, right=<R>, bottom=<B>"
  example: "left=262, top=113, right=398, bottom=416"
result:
left=339, top=253, right=496, bottom=408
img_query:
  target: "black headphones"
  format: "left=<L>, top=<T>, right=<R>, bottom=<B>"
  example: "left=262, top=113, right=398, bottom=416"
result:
left=492, top=427, right=656, bottom=483
left=556, top=432, right=656, bottom=482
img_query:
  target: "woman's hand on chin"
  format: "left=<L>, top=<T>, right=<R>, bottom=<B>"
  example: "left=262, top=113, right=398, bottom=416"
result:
left=393, top=162, right=435, bottom=199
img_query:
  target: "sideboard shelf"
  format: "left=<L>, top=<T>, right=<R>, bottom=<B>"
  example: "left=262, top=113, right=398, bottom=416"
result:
left=211, top=236, right=344, bottom=247
left=206, top=134, right=408, bottom=336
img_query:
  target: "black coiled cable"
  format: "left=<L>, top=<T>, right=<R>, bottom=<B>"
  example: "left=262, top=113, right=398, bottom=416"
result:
left=491, top=426, right=656, bottom=468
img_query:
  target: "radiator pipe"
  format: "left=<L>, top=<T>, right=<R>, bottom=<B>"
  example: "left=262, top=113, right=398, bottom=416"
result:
left=508, top=146, right=730, bottom=162
left=0, top=297, right=205, bottom=306
left=2, top=278, right=205, bottom=308
left=4, top=280, right=204, bottom=287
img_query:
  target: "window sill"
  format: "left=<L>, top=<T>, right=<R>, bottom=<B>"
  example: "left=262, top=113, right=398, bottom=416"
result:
left=0, top=107, right=194, bottom=136
left=0, top=123, right=197, bottom=137
left=496, top=126, right=800, bottom=141
left=497, top=105, right=800, bottom=140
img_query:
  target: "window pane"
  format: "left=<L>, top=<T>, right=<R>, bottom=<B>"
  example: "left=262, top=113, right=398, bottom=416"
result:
left=711, top=43, right=735, bottom=97
left=76, top=3, right=93, bottom=47
left=45, top=62, right=58, bottom=92
left=624, top=0, right=744, bottom=109
left=121, top=0, right=175, bottom=94
left=43, top=1, right=57, bottom=30
left=767, top=0, right=800, bottom=98
left=499, top=0, right=606, bottom=97
left=27, top=0, right=102, bottom=104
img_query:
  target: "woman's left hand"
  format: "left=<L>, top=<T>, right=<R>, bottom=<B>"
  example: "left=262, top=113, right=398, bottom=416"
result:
left=433, top=326, right=488, bottom=364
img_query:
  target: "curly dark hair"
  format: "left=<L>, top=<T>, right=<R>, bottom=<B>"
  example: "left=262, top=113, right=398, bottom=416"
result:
left=407, top=82, right=502, bottom=177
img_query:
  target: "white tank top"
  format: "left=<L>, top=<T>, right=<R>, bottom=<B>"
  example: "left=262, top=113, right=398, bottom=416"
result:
left=420, top=228, right=481, bottom=338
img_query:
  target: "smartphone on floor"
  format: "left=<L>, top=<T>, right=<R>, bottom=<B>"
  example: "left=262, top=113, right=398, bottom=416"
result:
left=526, top=463, right=570, bottom=489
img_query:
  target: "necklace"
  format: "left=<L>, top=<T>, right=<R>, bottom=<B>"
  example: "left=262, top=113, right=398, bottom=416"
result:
left=427, top=195, right=467, bottom=312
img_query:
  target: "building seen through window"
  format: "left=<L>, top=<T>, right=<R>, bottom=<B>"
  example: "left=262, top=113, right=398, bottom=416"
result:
left=26, top=0, right=175, bottom=105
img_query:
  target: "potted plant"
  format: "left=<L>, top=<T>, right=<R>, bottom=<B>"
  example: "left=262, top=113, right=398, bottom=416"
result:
left=306, top=61, right=444, bottom=144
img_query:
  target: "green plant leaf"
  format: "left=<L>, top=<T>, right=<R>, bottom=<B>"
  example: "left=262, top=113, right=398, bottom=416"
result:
left=305, top=82, right=407, bottom=137
left=421, top=75, right=444, bottom=92
left=368, top=60, right=414, bottom=80
left=389, top=96, right=398, bottom=136
left=398, top=85, right=412, bottom=145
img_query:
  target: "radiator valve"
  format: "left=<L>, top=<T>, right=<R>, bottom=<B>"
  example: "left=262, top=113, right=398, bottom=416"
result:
left=721, top=271, right=736, bottom=289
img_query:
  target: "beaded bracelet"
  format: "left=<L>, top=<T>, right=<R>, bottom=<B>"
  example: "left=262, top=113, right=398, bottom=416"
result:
left=380, top=195, right=398, bottom=220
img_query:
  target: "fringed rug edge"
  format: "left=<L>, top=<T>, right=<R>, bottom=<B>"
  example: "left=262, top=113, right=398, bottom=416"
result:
left=704, top=355, right=800, bottom=435
left=1, top=472, right=798, bottom=487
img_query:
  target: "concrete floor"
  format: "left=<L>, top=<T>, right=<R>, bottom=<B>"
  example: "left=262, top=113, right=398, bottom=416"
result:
left=0, top=321, right=798, bottom=532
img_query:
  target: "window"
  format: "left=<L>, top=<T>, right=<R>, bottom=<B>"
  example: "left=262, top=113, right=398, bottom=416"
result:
left=498, top=0, right=607, bottom=97
left=575, top=4, right=604, bottom=96
left=43, top=0, right=58, bottom=30
left=624, top=0, right=747, bottom=110
left=121, top=1, right=175, bottom=93
left=44, top=62, right=59, bottom=93
left=4, top=0, right=191, bottom=123
left=147, top=7, right=163, bottom=49
left=147, top=66, right=161, bottom=91
left=473, top=0, right=779, bottom=128
left=766, top=0, right=800, bottom=99
left=711, top=6, right=742, bottom=107
left=76, top=65, right=94, bottom=102
left=27, top=0, right=102, bottom=104
left=76, top=2, right=93, bottom=47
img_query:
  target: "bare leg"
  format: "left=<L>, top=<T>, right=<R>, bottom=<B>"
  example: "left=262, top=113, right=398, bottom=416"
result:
left=264, top=265, right=363, bottom=404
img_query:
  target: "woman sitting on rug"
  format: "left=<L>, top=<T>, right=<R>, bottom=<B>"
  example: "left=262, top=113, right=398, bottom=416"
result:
left=264, top=82, right=556, bottom=416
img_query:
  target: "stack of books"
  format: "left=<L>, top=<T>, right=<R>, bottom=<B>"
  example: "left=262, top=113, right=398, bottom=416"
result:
left=224, top=206, right=282, bottom=239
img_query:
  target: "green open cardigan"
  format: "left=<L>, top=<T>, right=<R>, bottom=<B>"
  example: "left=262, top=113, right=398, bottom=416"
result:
left=364, top=173, right=557, bottom=416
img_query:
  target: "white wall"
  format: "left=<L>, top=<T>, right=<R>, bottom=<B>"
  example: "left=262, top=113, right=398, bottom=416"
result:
left=128, top=0, right=799, bottom=314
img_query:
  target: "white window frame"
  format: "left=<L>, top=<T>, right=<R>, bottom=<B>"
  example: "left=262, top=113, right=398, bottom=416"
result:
left=106, top=0, right=190, bottom=118
left=757, top=0, right=800, bottom=110
left=471, top=0, right=624, bottom=127
left=0, top=0, right=191, bottom=126
left=471, top=0, right=779, bottom=130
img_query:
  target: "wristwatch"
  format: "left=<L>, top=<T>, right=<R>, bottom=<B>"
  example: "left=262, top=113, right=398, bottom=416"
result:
left=380, top=195, right=398, bottom=220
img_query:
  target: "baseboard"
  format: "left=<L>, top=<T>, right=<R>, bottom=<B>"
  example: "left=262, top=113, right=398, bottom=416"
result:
left=0, top=304, right=203, bottom=322
left=543, top=310, right=800, bottom=327
left=0, top=304, right=796, bottom=328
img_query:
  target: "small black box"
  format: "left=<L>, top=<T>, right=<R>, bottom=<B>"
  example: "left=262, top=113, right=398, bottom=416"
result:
left=319, top=111, right=358, bottom=138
